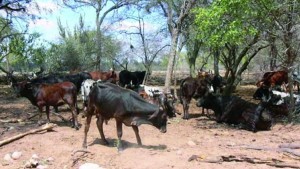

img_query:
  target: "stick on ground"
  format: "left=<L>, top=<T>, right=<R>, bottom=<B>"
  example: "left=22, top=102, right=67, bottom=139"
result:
left=0, top=123, right=57, bottom=147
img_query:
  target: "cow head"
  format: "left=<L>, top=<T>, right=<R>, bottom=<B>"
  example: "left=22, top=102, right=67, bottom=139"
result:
left=160, top=93, right=177, bottom=118
left=253, top=87, right=270, bottom=100
left=148, top=109, right=167, bottom=133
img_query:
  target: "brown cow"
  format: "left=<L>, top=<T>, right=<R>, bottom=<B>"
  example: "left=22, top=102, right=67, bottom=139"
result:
left=256, top=70, right=288, bottom=90
left=89, top=70, right=118, bottom=83
left=179, top=76, right=214, bottom=119
left=12, top=81, right=80, bottom=129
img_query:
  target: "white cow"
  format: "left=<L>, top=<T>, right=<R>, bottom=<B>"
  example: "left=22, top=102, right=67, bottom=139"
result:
left=81, top=79, right=101, bottom=111
left=140, top=85, right=163, bottom=97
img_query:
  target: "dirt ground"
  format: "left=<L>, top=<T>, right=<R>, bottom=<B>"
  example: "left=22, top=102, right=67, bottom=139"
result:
left=1, top=85, right=300, bottom=169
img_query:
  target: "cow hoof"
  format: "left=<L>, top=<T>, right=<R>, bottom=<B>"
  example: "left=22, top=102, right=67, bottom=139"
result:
left=117, top=147, right=124, bottom=152
left=101, top=140, right=109, bottom=145
left=182, top=117, right=189, bottom=120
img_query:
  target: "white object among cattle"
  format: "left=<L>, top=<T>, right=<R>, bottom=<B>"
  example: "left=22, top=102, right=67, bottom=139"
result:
left=140, top=85, right=163, bottom=97
left=271, top=90, right=300, bottom=105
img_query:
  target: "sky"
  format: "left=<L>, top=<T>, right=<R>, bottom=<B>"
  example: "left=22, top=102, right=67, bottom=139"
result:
left=27, top=0, right=96, bottom=43
left=26, top=0, right=165, bottom=44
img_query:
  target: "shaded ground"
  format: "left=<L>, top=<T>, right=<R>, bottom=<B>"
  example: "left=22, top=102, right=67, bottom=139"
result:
left=1, top=85, right=300, bottom=169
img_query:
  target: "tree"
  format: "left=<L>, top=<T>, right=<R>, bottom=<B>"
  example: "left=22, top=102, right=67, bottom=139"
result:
left=0, top=0, right=40, bottom=74
left=47, top=16, right=120, bottom=72
left=122, top=14, right=169, bottom=83
left=194, top=0, right=271, bottom=95
left=146, top=0, right=197, bottom=92
left=62, top=0, right=138, bottom=70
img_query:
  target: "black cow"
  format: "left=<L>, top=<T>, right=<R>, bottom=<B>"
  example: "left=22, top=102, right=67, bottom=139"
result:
left=196, top=93, right=272, bottom=132
left=253, top=87, right=300, bottom=117
left=83, top=82, right=170, bottom=151
left=118, top=70, right=146, bottom=88
left=179, top=77, right=214, bottom=119
left=211, top=74, right=224, bottom=94
left=30, top=72, right=92, bottom=93
left=12, top=81, right=80, bottom=129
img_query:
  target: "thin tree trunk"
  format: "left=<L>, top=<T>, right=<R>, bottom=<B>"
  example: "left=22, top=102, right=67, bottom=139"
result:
left=164, top=29, right=179, bottom=92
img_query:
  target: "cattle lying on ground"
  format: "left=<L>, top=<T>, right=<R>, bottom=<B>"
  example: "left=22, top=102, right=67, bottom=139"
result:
left=196, top=93, right=272, bottom=132
left=89, top=70, right=118, bottom=83
left=12, top=81, right=80, bottom=129
left=83, top=82, right=171, bottom=151
left=179, top=76, right=214, bottom=119
left=118, top=70, right=146, bottom=89
left=253, top=87, right=300, bottom=117
left=29, top=72, right=91, bottom=93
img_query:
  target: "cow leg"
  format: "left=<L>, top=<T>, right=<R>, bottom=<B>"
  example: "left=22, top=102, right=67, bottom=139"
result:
left=45, top=106, right=51, bottom=123
left=70, top=105, right=79, bottom=130
left=96, top=115, right=109, bottom=145
left=132, top=125, right=142, bottom=146
left=182, top=99, right=190, bottom=119
left=55, top=106, right=59, bottom=113
left=37, top=107, right=44, bottom=126
left=82, top=114, right=92, bottom=149
left=65, top=97, right=79, bottom=130
left=116, top=120, right=124, bottom=151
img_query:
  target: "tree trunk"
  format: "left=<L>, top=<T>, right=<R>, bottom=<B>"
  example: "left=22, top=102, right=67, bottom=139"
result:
left=95, top=11, right=102, bottom=70
left=269, top=35, right=277, bottom=71
left=213, top=48, right=220, bottom=75
left=164, top=28, right=179, bottom=92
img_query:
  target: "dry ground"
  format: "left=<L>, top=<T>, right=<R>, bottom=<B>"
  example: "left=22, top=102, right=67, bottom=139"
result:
left=1, top=85, right=300, bottom=169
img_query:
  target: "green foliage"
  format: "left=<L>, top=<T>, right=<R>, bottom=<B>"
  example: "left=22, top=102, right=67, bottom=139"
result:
left=194, top=0, right=260, bottom=47
left=46, top=16, right=120, bottom=72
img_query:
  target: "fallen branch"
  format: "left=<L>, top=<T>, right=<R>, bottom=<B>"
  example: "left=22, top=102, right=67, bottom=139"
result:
left=0, top=123, right=57, bottom=147
left=71, top=149, right=91, bottom=156
left=71, top=149, right=92, bottom=167
left=279, top=143, right=300, bottom=149
left=267, top=163, right=300, bottom=169
left=241, top=145, right=300, bottom=157
left=193, top=155, right=300, bottom=168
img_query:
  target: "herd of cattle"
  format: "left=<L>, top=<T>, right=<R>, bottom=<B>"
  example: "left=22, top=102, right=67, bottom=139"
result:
left=5, top=69, right=300, bottom=150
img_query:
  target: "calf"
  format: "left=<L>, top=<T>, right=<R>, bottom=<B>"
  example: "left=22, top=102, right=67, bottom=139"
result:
left=179, top=76, right=214, bottom=119
left=196, top=93, right=272, bottom=132
left=13, top=81, right=80, bottom=129
left=83, top=82, right=170, bottom=151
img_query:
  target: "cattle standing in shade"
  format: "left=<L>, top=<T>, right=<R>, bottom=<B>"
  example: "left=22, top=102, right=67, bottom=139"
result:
left=83, top=82, right=170, bottom=151
left=179, top=76, right=214, bottom=119
left=118, top=70, right=146, bottom=88
left=12, top=81, right=80, bottom=129
left=197, top=93, right=272, bottom=132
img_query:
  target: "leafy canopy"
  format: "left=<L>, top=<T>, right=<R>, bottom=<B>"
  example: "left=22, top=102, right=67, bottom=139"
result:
left=194, top=0, right=262, bottom=47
